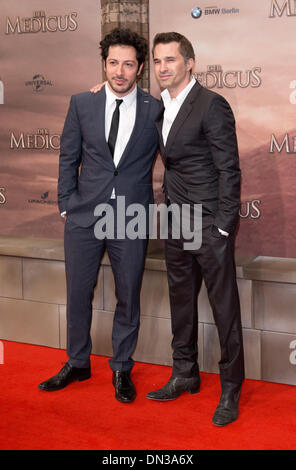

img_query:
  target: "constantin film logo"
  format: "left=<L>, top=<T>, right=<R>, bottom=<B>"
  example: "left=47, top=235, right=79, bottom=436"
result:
left=5, top=10, right=78, bottom=34
left=191, top=5, right=239, bottom=18
left=195, top=65, right=262, bottom=89
left=269, top=0, right=296, bottom=17
left=28, top=191, right=57, bottom=206
left=10, top=129, right=60, bottom=150
left=25, top=74, right=53, bottom=92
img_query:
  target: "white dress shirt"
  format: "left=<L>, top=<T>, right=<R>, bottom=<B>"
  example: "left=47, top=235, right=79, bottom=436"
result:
left=61, top=84, right=137, bottom=216
left=161, top=77, right=196, bottom=146
left=161, top=77, right=229, bottom=236
left=105, top=83, right=137, bottom=198
left=105, top=83, right=137, bottom=166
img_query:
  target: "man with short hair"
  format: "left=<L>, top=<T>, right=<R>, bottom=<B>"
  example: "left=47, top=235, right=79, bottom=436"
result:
left=146, top=32, right=245, bottom=426
left=38, top=28, right=159, bottom=403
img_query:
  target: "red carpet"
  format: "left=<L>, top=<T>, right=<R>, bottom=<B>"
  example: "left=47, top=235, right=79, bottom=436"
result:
left=0, top=340, right=295, bottom=450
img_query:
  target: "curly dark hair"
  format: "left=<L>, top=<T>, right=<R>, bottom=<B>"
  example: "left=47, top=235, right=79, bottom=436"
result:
left=100, top=28, right=148, bottom=71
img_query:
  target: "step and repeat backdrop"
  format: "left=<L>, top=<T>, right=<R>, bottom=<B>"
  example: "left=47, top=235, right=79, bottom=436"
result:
left=0, top=0, right=102, bottom=238
left=1, top=0, right=296, bottom=259
left=150, top=0, right=296, bottom=258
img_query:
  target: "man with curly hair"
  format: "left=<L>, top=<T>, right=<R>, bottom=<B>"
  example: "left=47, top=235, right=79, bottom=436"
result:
left=38, top=29, right=160, bottom=403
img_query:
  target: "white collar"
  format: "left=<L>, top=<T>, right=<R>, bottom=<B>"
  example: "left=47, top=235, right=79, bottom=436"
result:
left=105, top=83, right=137, bottom=108
left=161, top=76, right=196, bottom=108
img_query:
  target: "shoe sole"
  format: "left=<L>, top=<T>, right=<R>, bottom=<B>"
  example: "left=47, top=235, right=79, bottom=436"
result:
left=212, top=412, right=238, bottom=427
left=115, top=395, right=136, bottom=403
left=146, top=384, right=200, bottom=401
left=212, top=417, right=238, bottom=427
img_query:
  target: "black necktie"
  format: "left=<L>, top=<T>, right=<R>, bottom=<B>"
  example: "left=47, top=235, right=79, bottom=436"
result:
left=108, top=99, right=123, bottom=158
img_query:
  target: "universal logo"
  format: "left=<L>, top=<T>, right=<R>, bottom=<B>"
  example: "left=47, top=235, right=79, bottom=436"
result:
left=191, top=5, right=239, bottom=18
left=195, top=65, right=262, bottom=89
left=0, top=79, right=3, bottom=104
left=269, top=0, right=296, bottom=17
left=5, top=10, right=78, bottom=34
left=25, top=74, right=53, bottom=93
left=28, top=191, right=57, bottom=206
left=269, top=133, right=296, bottom=154
left=10, top=128, right=60, bottom=150
left=0, top=188, right=6, bottom=205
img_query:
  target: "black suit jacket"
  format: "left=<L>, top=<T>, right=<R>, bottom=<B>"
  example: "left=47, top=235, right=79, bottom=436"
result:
left=155, top=81, right=241, bottom=234
left=58, top=87, right=160, bottom=227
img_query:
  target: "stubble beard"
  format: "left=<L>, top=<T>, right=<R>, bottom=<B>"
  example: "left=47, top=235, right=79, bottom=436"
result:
left=108, top=76, right=137, bottom=96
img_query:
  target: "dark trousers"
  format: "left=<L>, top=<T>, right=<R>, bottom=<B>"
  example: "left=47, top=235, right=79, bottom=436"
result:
left=165, top=223, right=245, bottom=394
left=64, top=214, right=148, bottom=372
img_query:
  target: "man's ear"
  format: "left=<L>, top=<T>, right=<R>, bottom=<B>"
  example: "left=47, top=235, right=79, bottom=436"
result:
left=137, top=62, right=144, bottom=76
left=186, top=58, right=195, bottom=73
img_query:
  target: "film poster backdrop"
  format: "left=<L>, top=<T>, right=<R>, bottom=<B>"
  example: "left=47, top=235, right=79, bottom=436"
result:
left=1, top=0, right=296, bottom=259
left=150, top=0, right=296, bottom=259
left=0, top=0, right=102, bottom=238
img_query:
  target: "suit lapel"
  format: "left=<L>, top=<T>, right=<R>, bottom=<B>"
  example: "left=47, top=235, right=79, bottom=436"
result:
left=165, top=82, right=201, bottom=152
left=161, top=81, right=203, bottom=157
left=92, top=86, right=114, bottom=164
left=92, top=86, right=153, bottom=168
left=164, top=101, right=193, bottom=156
left=155, top=100, right=165, bottom=158
left=117, top=87, right=150, bottom=169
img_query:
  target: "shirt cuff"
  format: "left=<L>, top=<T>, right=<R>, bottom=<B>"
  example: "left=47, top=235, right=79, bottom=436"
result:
left=60, top=211, right=66, bottom=218
left=218, top=227, right=229, bottom=237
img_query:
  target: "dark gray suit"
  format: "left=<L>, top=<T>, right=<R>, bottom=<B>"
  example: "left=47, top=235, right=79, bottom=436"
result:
left=155, top=81, right=245, bottom=394
left=58, top=87, right=159, bottom=371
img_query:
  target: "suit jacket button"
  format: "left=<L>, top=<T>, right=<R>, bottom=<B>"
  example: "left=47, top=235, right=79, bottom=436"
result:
left=114, top=170, right=118, bottom=176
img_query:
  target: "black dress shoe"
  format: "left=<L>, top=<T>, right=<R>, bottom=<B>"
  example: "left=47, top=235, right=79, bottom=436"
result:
left=38, top=362, right=91, bottom=391
left=146, top=376, right=201, bottom=401
left=212, top=389, right=241, bottom=426
left=112, top=370, right=136, bottom=403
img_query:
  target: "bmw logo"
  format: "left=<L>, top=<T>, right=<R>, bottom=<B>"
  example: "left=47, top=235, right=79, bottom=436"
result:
left=191, top=7, right=202, bottom=19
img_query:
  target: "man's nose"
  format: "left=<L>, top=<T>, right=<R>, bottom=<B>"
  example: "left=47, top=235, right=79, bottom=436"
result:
left=116, top=63, right=124, bottom=76
left=159, top=61, right=168, bottom=73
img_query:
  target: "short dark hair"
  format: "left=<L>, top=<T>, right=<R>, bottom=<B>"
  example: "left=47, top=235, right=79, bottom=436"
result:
left=100, top=28, right=148, bottom=70
left=152, top=32, right=195, bottom=63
